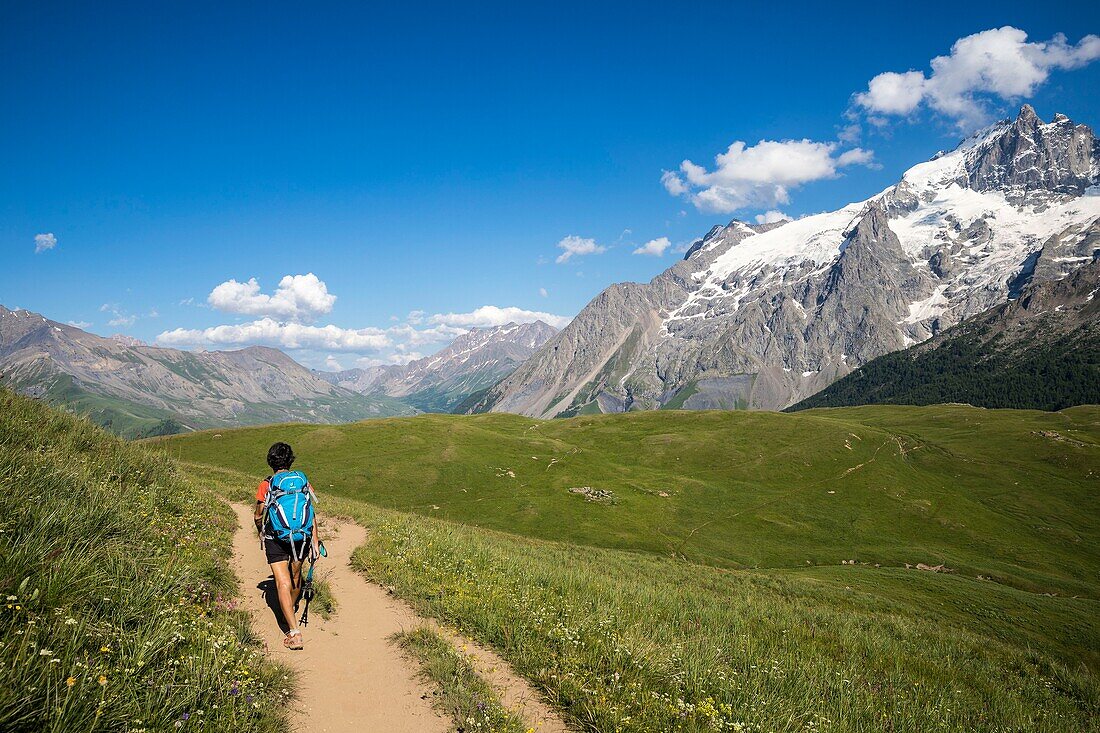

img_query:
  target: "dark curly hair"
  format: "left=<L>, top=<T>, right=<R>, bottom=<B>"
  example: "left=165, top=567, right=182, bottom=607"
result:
left=266, top=442, right=295, bottom=472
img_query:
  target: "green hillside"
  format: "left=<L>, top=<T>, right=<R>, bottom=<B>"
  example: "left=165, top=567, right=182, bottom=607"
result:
left=792, top=260, right=1100, bottom=413
left=791, top=329, right=1099, bottom=412
left=152, top=406, right=1100, bottom=598
left=161, top=405, right=1100, bottom=732
left=0, top=389, right=287, bottom=731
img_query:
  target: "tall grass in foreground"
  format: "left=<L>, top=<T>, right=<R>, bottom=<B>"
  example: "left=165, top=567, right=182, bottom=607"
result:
left=331, top=496, right=1098, bottom=733
left=397, top=627, right=527, bottom=733
left=0, top=390, right=288, bottom=732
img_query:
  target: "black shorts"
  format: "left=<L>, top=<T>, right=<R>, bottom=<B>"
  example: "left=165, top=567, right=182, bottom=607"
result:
left=263, top=535, right=311, bottom=564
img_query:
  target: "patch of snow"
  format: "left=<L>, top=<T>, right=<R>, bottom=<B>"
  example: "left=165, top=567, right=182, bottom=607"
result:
left=904, top=285, right=950, bottom=324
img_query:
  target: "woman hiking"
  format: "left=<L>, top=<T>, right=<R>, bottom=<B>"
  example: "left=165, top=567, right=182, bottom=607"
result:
left=254, top=442, right=322, bottom=650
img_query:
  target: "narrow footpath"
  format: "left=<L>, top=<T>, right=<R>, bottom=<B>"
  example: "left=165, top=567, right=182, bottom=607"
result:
left=230, top=503, right=569, bottom=733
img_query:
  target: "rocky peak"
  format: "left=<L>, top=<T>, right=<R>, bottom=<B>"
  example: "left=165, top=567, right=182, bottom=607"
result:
left=965, top=105, right=1098, bottom=203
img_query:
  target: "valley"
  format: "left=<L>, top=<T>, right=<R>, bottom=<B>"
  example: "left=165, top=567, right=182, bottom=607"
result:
left=150, top=403, right=1100, bottom=731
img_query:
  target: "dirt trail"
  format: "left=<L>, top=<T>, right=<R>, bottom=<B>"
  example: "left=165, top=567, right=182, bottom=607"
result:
left=230, top=503, right=569, bottom=733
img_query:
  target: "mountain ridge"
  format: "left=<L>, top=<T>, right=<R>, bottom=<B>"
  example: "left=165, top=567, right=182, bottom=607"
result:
left=469, top=106, right=1100, bottom=417
left=790, top=257, right=1100, bottom=411
left=0, top=306, right=416, bottom=437
left=318, top=320, right=558, bottom=412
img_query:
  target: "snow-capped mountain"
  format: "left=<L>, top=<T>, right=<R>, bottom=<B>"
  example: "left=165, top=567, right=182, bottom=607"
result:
left=471, top=105, right=1100, bottom=416
left=792, top=257, right=1100, bottom=411
left=320, top=320, right=558, bottom=412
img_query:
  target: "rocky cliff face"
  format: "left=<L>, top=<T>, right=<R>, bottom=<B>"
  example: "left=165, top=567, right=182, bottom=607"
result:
left=0, top=307, right=415, bottom=435
left=792, top=256, right=1100, bottom=411
left=473, top=106, right=1100, bottom=416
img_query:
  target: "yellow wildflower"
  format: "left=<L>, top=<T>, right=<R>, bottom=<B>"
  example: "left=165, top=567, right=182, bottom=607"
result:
left=98, top=675, right=107, bottom=686
left=66, top=677, right=76, bottom=688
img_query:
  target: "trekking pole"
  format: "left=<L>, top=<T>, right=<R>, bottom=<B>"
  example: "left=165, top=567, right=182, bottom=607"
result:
left=299, top=559, right=315, bottom=627
left=298, top=541, right=325, bottom=627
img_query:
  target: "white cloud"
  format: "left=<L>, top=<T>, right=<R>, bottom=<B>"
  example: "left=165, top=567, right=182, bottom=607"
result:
left=388, top=351, right=424, bottom=365
left=428, top=305, right=571, bottom=329
left=555, top=235, right=605, bottom=263
left=632, top=237, right=672, bottom=257
left=34, top=233, right=57, bottom=254
left=100, top=303, right=139, bottom=329
left=67, top=320, right=92, bottom=329
left=324, top=355, right=344, bottom=371
left=207, top=273, right=335, bottom=323
left=837, top=123, right=862, bottom=144
left=387, top=323, right=470, bottom=346
left=663, top=140, right=875, bottom=214
left=661, top=171, right=688, bottom=196
left=754, top=210, right=792, bottom=225
left=156, top=318, right=391, bottom=352
left=856, top=71, right=927, bottom=115
left=406, top=309, right=426, bottom=325
left=836, top=148, right=875, bottom=166
left=855, top=28, right=1100, bottom=127
left=538, top=287, right=548, bottom=298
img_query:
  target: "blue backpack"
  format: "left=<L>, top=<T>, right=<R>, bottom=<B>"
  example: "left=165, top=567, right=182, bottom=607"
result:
left=263, top=470, right=315, bottom=562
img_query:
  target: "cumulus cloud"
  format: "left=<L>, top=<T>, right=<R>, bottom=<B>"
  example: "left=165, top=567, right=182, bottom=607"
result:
left=428, top=305, right=571, bottom=329
left=389, top=352, right=425, bottom=365
left=555, top=235, right=605, bottom=263
left=207, top=273, right=335, bottom=323
left=538, top=287, right=548, bottom=298
left=324, top=355, right=344, bottom=371
left=156, top=318, right=391, bottom=352
left=754, top=210, right=792, bottom=225
left=855, top=27, right=1100, bottom=128
left=632, top=237, right=672, bottom=257
left=660, top=171, right=688, bottom=196
left=34, top=233, right=57, bottom=253
left=387, top=323, right=470, bottom=346
left=662, top=139, right=875, bottom=214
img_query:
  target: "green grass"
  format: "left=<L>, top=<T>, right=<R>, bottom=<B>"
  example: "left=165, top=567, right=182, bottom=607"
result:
left=309, top=577, right=337, bottom=621
left=153, top=405, right=1100, bottom=731
left=661, top=380, right=699, bottom=410
left=336, top=496, right=1099, bottom=732
left=0, top=389, right=289, bottom=732
left=397, top=627, right=527, bottom=733
left=37, top=373, right=190, bottom=439
left=149, top=405, right=1100, bottom=600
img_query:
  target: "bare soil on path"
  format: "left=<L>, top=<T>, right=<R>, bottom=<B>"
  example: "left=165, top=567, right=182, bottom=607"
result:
left=230, top=503, right=569, bottom=733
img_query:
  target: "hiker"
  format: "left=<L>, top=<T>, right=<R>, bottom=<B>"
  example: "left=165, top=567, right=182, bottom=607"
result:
left=254, top=442, right=321, bottom=650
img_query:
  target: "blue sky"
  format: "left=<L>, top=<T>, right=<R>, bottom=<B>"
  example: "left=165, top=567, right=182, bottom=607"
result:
left=3, top=2, right=1099, bottom=368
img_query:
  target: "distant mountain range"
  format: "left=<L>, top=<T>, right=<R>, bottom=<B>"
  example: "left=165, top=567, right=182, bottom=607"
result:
left=791, top=257, right=1100, bottom=411
left=315, top=320, right=558, bottom=412
left=0, top=306, right=417, bottom=438
left=467, top=106, right=1100, bottom=417
left=0, top=307, right=557, bottom=438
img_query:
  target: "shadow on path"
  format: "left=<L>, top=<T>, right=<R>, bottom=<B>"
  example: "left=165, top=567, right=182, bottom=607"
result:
left=257, top=577, right=290, bottom=633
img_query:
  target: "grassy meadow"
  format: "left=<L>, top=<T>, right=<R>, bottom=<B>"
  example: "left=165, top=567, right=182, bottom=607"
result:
left=151, top=405, right=1100, bottom=598
left=0, top=389, right=289, bottom=732
left=153, top=405, right=1100, bottom=732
